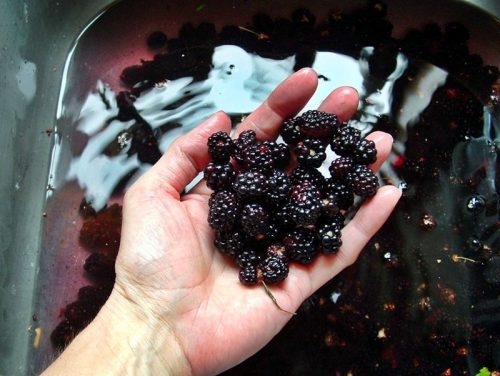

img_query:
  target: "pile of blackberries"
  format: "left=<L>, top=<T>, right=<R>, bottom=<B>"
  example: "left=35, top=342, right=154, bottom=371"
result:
left=204, top=110, right=379, bottom=285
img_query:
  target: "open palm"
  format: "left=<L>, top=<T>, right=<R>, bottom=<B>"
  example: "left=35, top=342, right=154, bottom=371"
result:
left=103, top=68, right=400, bottom=375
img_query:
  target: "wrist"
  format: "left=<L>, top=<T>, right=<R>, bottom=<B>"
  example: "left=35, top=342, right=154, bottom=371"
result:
left=43, top=288, right=192, bottom=376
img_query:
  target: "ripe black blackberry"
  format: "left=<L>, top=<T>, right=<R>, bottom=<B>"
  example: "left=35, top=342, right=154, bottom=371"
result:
left=324, top=178, right=354, bottom=210
left=289, top=181, right=322, bottom=226
left=214, top=231, right=246, bottom=258
left=240, top=203, right=269, bottom=237
left=320, top=192, right=340, bottom=217
left=275, top=204, right=296, bottom=230
left=295, top=138, right=327, bottom=168
left=329, top=156, right=354, bottom=180
left=233, top=130, right=257, bottom=166
left=207, top=131, right=234, bottom=162
left=330, top=126, right=361, bottom=156
left=239, top=264, right=258, bottom=285
left=283, top=229, right=318, bottom=264
left=266, top=169, right=292, bottom=204
left=259, top=254, right=289, bottom=284
left=317, top=222, right=342, bottom=254
left=263, top=141, right=290, bottom=169
left=280, top=117, right=303, bottom=145
left=204, top=162, right=236, bottom=191
left=300, top=110, right=339, bottom=139
left=235, top=249, right=262, bottom=267
left=233, top=170, right=268, bottom=198
left=352, top=138, right=377, bottom=164
left=346, top=165, right=379, bottom=197
left=242, top=143, right=274, bottom=172
left=208, top=191, right=240, bottom=232
left=290, top=165, right=326, bottom=190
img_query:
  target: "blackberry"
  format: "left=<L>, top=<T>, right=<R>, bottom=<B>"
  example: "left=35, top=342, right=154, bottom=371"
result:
left=329, top=156, right=354, bottom=180
left=240, top=203, right=269, bottom=237
left=243, top=143, right=274, bottom=172
left=325, top=179, right=354, bottom=210
left=300, top=110, right=339, bottom=139
left=330, top=126, right=361, bottom=156
left=295, top=138, right=327, bottom=168
left=260, top=255, right=289, bottom=284
left=208, top=191, right=240, bottom=232
left=204, top=162, right=236, bottom=191
left=317, top=222, right=342, bottom=254
left=256, top=222, right=280, bottom=242
left=320, top=192, right=340, bottom=217
left=289, top=181, right=322, bottom=226
left=346, top=165, right=379, bottom=197
left=266, top=169, right=292, bottom=204
left=214, top=231, right=246, bottom=257
left=352, top=138, right=377, bottom=165
left=283, top=229, right=318, bottom=264
left=275, top=204, right=296, bottom=230
left=239, top=264, right=259, bottom=285
left=280, top=117, right=303, bottom=145
left=233, top=171, right=268, bottom=198
left=234, top=130, right=257, bottom=166
left=263, top=141, right=290, bottom=169
left=235, top=249, right=262, bottom=267
left=207, top=131, right=234, bottom=163
left=290, top=165, right=326, bottom=190
left=83, top=253, right=116, bottom=280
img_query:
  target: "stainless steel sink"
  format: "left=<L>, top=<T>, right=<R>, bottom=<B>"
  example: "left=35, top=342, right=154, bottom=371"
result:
left=0, top=1, right=498, bottom=374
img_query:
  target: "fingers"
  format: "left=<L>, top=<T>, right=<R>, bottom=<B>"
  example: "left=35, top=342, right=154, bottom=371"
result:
left=145, top=111, right=231, bottom=196
left=234, top=68, right=318, bottom=140
left=317, top=86, right=359, bottom=122
left=307, top=185, right=402, bottom=294
left=366, top=131, right=393, bottom=172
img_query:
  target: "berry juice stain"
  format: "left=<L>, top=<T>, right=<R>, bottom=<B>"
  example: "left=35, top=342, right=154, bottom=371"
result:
left=34, top=1, right=499, bottom=374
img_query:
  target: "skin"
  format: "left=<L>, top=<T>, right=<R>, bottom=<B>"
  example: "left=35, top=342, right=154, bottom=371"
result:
left=43, top=68, right=401, bottom=376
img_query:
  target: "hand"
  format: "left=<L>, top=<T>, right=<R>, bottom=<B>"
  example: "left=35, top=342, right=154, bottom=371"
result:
left=44, top=68, right=401, bottom=376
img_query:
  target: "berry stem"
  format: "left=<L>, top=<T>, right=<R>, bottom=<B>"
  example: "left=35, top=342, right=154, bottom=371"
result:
left=261, top=281, right=297, bottom=315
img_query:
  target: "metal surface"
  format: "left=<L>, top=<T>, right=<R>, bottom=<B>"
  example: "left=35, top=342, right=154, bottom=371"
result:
left=0, top=0, right=498, bottom=375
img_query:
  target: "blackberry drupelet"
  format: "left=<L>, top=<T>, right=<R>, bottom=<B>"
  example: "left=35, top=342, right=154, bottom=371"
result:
left=214, top=231, right=246, bottom=258
left=233, top=171, right=268, bottom=198
left=295, top=138, right=327, bottom=168
left=300, top=110, right=339, bottom=139
left=352, top=138, right=377, bottom=164
left=266, top=169, right=292, bottom=204
left=239, top=264, right=259, bottom=285
left=260, top=255, right=289, bottom=284
left=207, top=131, right=234, bottom=162
left=204, top=162, right=236, bottom=191
left=289, top=181, right=322, bottom=226
left=283, top=229, right=318, bottom=264
left=330, top=126, right=361, bottom=156
left=234, top=130, right=257, bottom=166
left=346, top=165, right=379, bottom=197
left=240, top=203, right=269, bottom=237
left=290, top=165, right=326, bottom=190
left=280, top=117, right=303, bottom=145
left=325, top=179, right=354, bottom=210
left=263, top=141, right=290, bottom=169
left=329, top=156, right=355, bottom=180
left=317, top=222, right=342, bottom=254
left=243, top=143, right=275, bottom=172
left=208, top=191, right=240, bottom=232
